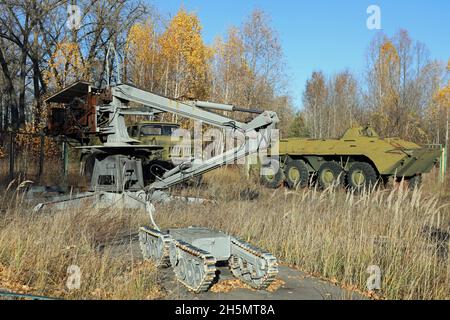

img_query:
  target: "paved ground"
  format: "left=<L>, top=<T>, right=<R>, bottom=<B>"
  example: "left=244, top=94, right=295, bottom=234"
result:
left=163, top=265, right=363, bottom=300
left=109, top=238, right=364, bottom=300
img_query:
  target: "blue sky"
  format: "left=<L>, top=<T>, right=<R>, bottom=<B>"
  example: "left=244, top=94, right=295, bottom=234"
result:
left=149, top=0, right=450, bottom=107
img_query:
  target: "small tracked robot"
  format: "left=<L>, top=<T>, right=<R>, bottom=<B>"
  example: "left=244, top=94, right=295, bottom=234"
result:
left=139, top=227, right=278, bottom=292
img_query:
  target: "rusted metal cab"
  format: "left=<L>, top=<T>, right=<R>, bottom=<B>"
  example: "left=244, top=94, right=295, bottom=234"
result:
left=262, top=126, right=441, bottom=190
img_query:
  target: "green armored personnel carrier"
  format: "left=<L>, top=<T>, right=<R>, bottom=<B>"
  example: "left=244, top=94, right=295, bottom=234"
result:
left=262, top=125, right=441, bottom=190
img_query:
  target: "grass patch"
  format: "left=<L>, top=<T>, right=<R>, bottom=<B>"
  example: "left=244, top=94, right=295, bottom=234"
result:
left=0, top=165, right=448, bottom=300
left=157, top=166, right=450, bottom=300
left=0, top=190, right=162, bottom=299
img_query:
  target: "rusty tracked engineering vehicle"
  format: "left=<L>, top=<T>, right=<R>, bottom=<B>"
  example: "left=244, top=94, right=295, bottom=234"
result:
left=262, top=126, right=441, bottom=190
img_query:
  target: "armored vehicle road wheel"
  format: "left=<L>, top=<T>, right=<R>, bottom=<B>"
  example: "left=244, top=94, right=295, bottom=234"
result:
left=318, top=161, right=345, bottom=189
left=346, top=162, right=378, bottom=191
left=284, top=160, right=309, bottom=189
left=260, top=165, right=284, bottom=189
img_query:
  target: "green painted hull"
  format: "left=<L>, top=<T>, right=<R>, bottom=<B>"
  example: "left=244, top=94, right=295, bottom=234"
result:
left=278, top=126, right=441, bottom=178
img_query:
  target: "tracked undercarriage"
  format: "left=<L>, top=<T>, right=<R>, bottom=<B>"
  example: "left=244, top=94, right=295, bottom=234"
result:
left=139, top=227, right=278, bottom=292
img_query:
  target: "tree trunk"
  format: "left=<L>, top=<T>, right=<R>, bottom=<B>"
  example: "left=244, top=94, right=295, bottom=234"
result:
left=32, top=28, right=41, bottom=126
left=446, top=107, right=449, bottom=160
left=18, top=45, right=28, bottom=127
left=0, top=45, right=18, bottom=129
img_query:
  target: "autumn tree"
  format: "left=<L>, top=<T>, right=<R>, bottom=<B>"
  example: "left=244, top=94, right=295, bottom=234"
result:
left=44, top=42, right=90, bottom=90
left=365, top=30, right=444, bottom=142
left=303, top=71, right=328, bottom=138
left=433, top=60, right=450, bottom=153
left=211, top=9, right=294, bottom=134
left=0, top=0, right=148, bottom=129
left=366, top=37, right=401, bottom=136
left=301, top=69, right=362, bottom=139
left=212, top=27, right=251, bottom=107
left=241, top=9, right=286, bottom=108
left=126, top=20, right=163, bottom=92
left=316, top=71, right=361, bottom=138
left=0, top=0, right=62, bottom=129
left=159, top=8, right=212, bottom=100
left=69, top=0, right=148, bottom=88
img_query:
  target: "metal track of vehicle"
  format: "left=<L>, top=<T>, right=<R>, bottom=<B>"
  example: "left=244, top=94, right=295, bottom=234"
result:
left=171, top=239, right=217, bottom=293
left=139, top=227, right=217, bottom=293
left=139, top=227, right=171, bottom=266
left=229, top=237, right=278, bottom=289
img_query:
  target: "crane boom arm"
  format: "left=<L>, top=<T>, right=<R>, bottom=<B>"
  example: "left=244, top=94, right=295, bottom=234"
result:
left=109, top=84, right=279, bottom=191
left=44, top=81, right=279, bottom=193
left=112, top=84, right=246, bottom=129
left=149, top=113, right=278, bottom=190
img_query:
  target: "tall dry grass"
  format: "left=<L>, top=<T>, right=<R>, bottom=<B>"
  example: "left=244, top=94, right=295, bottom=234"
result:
left=0, top=165, right=449, bottom=300
left=157, top=166, right=450, bottom=299
left=0, top=187, right=161, bottom=299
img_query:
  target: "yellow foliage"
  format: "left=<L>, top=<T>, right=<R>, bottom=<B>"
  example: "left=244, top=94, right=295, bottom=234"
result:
left=159, top=8, right=213, bottom=98
left=44, top=42, right=90, bottom=90
left=378, top=40, right=400, bottom=85
left=214, top=27, right=252, bottom=85
left=126, top=20, right=162, bottom=90
left=435, top=84, right=450, bottom=109
left=126, top=9, right=213, bottom=103
left=371, top=39, right=402, bottom=134
left=127, top=21, right=156, bottom=66
left=15, top=123, right=60, bottom=160
left=380, top=40, right=399, bottom=63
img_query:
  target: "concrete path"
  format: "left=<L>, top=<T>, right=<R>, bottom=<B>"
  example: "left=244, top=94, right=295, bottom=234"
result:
left=109, top=238, right=365, bottom=300
left=163, top=265, right=363, bottom=300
